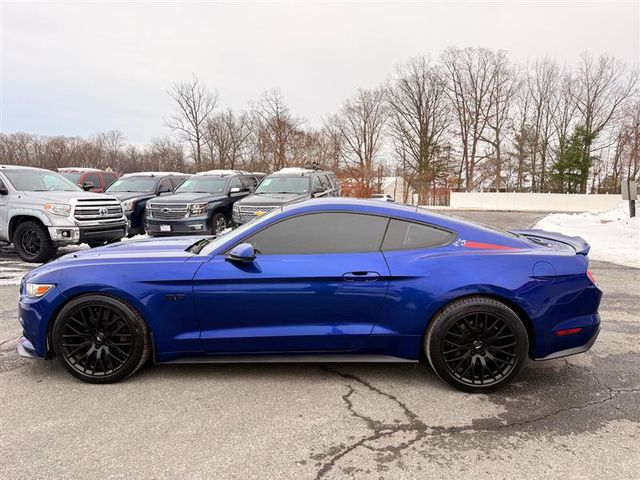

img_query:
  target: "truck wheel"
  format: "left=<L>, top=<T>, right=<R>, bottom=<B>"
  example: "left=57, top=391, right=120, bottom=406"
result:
left=211, top=213, right=228, bottom=235
left=13, top=221, right=57, bottom=263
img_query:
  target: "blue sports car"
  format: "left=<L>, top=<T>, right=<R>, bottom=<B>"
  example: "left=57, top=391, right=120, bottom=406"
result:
left=17, top=198, right=601, bottom=392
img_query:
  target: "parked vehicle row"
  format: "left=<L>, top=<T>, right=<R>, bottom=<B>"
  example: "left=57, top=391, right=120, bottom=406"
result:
left=1, top=164, right=345, bottom=262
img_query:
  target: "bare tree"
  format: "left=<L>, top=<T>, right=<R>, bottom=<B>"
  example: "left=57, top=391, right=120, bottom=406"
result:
left=204, top=109, right=250, bottom=170
left=481, top=50, right=519, bottom=191
left=571, top=53, right=638, bottom=192
left=334, top=87, right=389, bottom=192
left=249, top=89, right=303, bottom=171
left=388, top=56, right=451, bottom=203
left=442, top=47, right=496, bottom=191
left=166, top=75, right=218, bottom=169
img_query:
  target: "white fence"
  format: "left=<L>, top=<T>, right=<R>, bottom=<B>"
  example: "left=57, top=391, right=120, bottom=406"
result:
left=449, top=192, right=623, bottom=212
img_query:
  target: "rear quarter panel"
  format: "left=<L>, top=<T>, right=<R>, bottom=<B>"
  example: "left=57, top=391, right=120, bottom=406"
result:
left=377, top=245, right=596, bottom=359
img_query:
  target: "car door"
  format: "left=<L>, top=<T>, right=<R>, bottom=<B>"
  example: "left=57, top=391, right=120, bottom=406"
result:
left=193, top=212, right=391, bottom=354
left=0, top=177, right=8, bottom=236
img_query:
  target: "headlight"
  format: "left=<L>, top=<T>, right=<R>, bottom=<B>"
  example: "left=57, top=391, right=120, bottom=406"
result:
left=121, top=198, right=137, bottom=211
left=25, top=283, right=54, bottom=298
left=44, top=203, right=71, bottom=216
left=189, top=203, right=208, bottom=216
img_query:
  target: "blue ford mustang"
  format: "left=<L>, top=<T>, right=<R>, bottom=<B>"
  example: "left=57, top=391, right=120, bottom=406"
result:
left=17, top=198, right=601, bottom=392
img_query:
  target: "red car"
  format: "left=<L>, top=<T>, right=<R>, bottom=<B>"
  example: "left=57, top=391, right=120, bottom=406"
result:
left=58, top=168, right=119, bottom=192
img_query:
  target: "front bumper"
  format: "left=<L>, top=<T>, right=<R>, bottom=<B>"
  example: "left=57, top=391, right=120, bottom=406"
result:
left=145, top=216, right=209, bottom=236
left=48, top=220, right=128, bottom=244
left=17, top=336, right=42, bottom=359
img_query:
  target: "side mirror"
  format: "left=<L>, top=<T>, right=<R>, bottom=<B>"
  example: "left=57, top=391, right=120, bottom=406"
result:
left=82, top=181, right=94, bottom=191
left=229, top=187, right=241, bottom=195
left=226, top=243, right=255, bottom=263
left=158, top=186, right=171, bottom=194
left=312, top=186, right=324, bottom=196
left=0, top=187, right=8, bottom=195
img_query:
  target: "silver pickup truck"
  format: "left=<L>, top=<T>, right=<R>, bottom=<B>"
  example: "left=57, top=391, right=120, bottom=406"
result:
left=0, top=165, right=128, bottom=263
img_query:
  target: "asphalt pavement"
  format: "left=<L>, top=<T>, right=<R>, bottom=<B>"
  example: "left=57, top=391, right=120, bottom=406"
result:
left=1, top=210, right=638, bottom=480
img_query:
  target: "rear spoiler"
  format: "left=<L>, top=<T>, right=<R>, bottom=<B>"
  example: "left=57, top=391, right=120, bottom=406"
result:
left=512, top=229, right=590, bottom=256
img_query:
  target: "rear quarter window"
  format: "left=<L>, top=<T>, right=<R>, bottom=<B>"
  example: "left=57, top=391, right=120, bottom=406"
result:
left=382, top=219, right=453, bottom=251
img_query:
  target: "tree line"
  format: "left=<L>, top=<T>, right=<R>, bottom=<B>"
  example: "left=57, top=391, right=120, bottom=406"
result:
left=1, top=47, right=638, bottom=204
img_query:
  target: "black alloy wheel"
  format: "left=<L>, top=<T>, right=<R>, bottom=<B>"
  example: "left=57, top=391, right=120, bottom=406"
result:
left=441, top=312, right=517, bottom=386
left=13, top=220, right=57, bottom=263
left=425, top=297, right=528, bottom=392
left=52, top=295, right=150, bottom=383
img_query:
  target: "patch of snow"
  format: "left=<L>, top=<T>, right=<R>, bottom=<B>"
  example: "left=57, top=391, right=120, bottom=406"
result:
left=534, top=203, right=639, bottom=268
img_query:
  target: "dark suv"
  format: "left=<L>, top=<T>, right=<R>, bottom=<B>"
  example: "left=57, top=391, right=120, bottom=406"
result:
left=105, top=172, right=189, bottom=236
left=144, top=170, right=264, bottom=236
left=232, top=167, right=340, bottom=226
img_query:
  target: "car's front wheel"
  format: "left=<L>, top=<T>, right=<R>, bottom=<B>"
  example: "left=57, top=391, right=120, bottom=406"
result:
left=425, top=296, right=528, bottom=393
left=51, top=295, right=151, bottom=383
left=13, top=220, right=57, bottom=263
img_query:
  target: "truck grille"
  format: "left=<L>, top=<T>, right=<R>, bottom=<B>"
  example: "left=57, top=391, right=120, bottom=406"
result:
left=73, top=198, right=124, bottom=222
left=236, top=205, right=278, bottom=223
left=147, top=203, right=189, bottom=220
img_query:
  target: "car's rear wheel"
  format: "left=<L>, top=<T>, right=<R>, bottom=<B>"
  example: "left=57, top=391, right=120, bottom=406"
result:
left=425, top=296, right=528, bottom=392
left=13, top=220, right=57, bottom=263
left=52, top=295, right=151, bottom=383
left=211, top=212, right=228, bottom=235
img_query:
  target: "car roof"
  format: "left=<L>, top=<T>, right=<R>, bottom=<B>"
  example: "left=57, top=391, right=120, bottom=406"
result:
left=271, top=167, right=332, bottom=177
left=195, top=170, right=253, bottom=176
left=0, top=165, right=52, bottom=172
left=121, top=172, right=188, bottom=178
left=279, top=197, right=501, bottom=234
left=58, top=167, right=102, bottom=173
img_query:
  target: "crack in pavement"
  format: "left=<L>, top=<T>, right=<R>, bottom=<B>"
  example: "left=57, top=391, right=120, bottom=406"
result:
left=314, top=364, right=640, bottom=479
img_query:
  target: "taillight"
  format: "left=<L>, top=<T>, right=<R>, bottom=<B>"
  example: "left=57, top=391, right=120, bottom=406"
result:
left=587, top=269, right=598, bottom=286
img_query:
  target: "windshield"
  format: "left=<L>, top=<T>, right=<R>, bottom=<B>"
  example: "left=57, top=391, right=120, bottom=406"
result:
left=254, top=176, right=309, bottom=194
left=4, top=169, right=81, bottom=192
left=59, top=172, right=82, bottom=184
left=175, top=177, right=227, bottom=194
left=106, top=177, right=157, bottom=193
left=192, top=207, right=282, bottom=255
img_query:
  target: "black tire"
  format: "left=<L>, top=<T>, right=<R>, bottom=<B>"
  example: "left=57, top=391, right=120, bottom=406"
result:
left=13, top=220, right=57, bottom=263
left=424, top=296, right=528, bottom=393
left=211, top=212, right=228, bottom=235
left=51, top=294, right=151, bottom=384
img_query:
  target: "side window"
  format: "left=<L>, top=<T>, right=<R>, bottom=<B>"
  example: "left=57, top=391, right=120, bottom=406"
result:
left=245, top=213, right=388, bottom=255
left=169, top=176, right=186, bottom=189
left=312, top=176, right=323, bottom=193
left=103, top=173, right=117, bottom=187
left=85, top=173, right=101, bottom=188
left=229, top=177, right=243, bottom=192
left=319, top=175, right=332, bottom=190
left=158, top=177, right=173, bottom=193
left=381, top=219, right=453, bottom=251
left=241, top=176, right=258, bottom=191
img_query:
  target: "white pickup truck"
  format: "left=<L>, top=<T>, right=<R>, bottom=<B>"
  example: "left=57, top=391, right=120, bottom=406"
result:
left=0, top=165, right=128, bottom=262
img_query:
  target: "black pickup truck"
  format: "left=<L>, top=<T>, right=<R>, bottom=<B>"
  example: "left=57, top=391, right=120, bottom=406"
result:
left=144, top=170, right=264, bottom=236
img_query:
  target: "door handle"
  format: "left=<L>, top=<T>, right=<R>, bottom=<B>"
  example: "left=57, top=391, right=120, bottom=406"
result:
left=342, top=271, right=380, bottom=282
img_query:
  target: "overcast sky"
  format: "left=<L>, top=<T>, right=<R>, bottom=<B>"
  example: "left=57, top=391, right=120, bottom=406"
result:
left=1, top=1, right=638, bottom=144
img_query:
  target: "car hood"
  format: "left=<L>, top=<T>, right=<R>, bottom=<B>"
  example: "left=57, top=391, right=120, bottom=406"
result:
left=61, top=236, right=208, bottom=262
left=150, top=192, right=227, bottom=204
left=21, top=191, right=119, bottom=203
left=237, top=192, right=308, bottom=207
left=107, top=191, right=155, bottom=202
